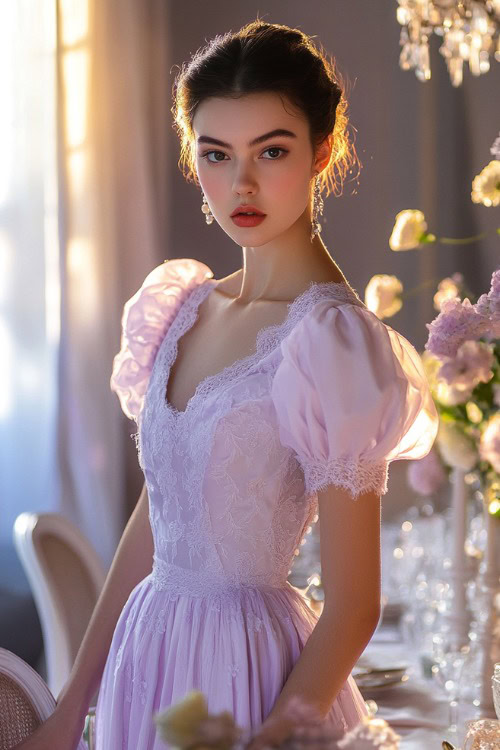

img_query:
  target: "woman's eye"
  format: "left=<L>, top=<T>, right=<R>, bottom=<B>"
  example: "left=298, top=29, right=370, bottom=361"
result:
left=262, top=147, right=287, bottom=159
left=203, top=150, right=228, bottom=163
left=200, top=147, right=288, bottom=164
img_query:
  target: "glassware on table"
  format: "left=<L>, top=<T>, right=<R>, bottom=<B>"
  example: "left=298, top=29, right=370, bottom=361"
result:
left=463, top=717, right=500, bottom=749
left=493, top=662, right=500, bottom=719
left=431, top=642, right=470, bottom=740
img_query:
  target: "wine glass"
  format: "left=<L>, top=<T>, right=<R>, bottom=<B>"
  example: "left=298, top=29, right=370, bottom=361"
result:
left=431, top=642, right=470, bottom=741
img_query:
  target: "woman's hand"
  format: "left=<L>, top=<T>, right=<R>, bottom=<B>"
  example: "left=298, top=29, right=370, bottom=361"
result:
left=245, top=714, right=296, bottom=750
left=12, top=704, right=88, bottom=750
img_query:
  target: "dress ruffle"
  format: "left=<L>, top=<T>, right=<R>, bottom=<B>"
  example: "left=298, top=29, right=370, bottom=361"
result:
left=110, top=258, right=213, bottom=421
left=271, top=300, right=439, bottom=499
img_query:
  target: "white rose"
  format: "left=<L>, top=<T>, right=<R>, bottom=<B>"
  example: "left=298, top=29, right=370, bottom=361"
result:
left=389, top=209, right=428, bottom=251
left=364, top=274, right=403, bottom=319
left=479, top=414, right=500, bottom=473
left=436, top=421, right=478, bottom=471
left=435, top=380, right=472, bottom=406
left=433, top=275, right=462, bottom=311
left=471, top=159, right=500, bottom=207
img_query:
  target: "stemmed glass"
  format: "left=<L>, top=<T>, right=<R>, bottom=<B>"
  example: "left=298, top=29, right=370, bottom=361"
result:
left=431, top=637, right=470, bottom=741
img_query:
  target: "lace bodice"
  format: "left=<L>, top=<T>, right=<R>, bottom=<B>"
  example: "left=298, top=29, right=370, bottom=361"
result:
left=110, top=258, right=439, bottom=600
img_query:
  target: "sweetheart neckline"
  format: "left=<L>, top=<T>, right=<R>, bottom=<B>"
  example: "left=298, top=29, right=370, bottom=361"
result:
left=158, top=276, right=363, bottom=417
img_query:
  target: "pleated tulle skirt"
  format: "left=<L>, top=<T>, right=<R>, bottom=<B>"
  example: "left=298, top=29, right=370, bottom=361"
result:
left=94, top=573, right=368, bottom=749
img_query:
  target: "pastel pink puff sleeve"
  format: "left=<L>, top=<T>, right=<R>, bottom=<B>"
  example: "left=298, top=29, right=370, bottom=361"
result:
left=110, top=258, right=214, bottom=421
left=270, top=300, right=439, bottom=500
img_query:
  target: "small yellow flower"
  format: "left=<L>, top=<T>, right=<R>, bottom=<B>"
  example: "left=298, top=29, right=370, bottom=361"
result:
left=153, top=691, right=241, bottom=750
left=465, top=402, right=483, bottom=424
left=153, top=691, right=209, bottom=747
left=471, top=159, right=500, bottom=207
left=364, top=274, right=403, bottom=319
left=389, top=209, right=428, bottom=251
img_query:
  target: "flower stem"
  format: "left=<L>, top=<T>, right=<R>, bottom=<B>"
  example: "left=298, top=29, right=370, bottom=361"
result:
left=400, top=278, right=438, bottom=300
left=438, top=233, right=487, bottom=245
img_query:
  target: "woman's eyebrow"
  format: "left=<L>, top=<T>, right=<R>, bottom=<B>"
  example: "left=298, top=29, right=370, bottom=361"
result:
left=196, top=128, right=297, bottom=148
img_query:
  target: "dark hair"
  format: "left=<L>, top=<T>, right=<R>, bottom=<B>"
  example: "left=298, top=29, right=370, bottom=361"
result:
left=172, top=18, right=359, bottom=200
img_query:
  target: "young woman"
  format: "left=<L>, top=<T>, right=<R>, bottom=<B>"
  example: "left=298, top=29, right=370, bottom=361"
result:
left=15, top=19, right=439, bottom=750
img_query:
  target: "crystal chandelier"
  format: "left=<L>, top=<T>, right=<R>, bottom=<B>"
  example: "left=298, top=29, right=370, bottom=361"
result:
left=397, top=1, right=500, bottom=86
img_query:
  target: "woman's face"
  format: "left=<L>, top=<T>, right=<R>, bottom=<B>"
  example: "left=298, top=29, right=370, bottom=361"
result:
left=192, top=92, right=317, bottom=246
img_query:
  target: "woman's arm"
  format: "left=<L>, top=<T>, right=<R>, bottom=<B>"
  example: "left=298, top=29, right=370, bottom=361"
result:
left=251, top=485, right=381, bottom=746
left=56, top=481, right=154, bottom=716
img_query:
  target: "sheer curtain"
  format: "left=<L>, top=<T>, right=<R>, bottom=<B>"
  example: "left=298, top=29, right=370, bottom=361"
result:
left=0, top=2, right=61, bottom=593
left=1, top=0, right=170, bottom=594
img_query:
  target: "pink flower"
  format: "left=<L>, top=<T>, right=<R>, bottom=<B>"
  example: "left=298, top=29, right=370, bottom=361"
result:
left=437, top=340, right=494, bottom=391
left=475, top=269, right=500, bottom=339
left=426, top=268, right=500, bottom=359
left=407, top=448, right=448, bottom=496
left=425, top=297, right=488, bottom=359
left=197, top=714, right=242, bottom=749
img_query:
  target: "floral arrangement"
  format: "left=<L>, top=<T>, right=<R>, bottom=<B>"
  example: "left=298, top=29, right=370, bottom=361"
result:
left=422, top=268, right=500, bottom=511
left=152, top=691, right=401, bottom=750
left=363, top=132, right=500, bottom=515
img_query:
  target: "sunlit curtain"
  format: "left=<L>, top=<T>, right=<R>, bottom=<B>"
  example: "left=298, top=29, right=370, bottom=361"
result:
left=0, top=2, right=62, bottom=591
left=1, top=0, right=170, bottom=586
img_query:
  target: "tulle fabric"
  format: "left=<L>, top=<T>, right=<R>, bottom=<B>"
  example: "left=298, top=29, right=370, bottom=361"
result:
left=110, top=258, right=213, bottom=421
left=270, top=300, right=439, bottom=499
left=95, top=576, right=366, bottom=749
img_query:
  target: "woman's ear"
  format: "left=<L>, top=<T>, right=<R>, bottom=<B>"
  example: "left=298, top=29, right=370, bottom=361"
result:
left=313, top=134, right=333, bottom=176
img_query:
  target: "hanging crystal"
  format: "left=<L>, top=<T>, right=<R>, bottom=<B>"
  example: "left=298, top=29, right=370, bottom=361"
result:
left=396, top=1, right=500, bottom=85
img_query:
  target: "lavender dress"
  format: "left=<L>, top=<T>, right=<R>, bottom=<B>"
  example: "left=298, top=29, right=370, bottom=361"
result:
left=95, top=258, right=438, bottom=749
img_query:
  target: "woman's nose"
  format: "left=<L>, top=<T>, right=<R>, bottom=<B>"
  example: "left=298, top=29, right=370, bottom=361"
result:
left=232, top=167, right=258, bottom=196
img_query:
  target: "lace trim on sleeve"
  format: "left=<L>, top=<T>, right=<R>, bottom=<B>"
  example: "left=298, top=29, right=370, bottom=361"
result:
left=300, top=455, right=389, bottom=500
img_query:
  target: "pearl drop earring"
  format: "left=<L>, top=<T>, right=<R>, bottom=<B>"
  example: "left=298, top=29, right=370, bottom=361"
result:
left=310, top=174, right=324, bottom=241
left=201, top=191, right=214, bottom=225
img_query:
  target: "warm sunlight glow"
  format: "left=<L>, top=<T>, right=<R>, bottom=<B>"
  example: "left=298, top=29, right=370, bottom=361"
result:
left=63, top=49, right=89, bottom=149
left=59, top=0, right=89, bottom=46
left=68, top=150, right=87, bottom=202
left=67, top=236, right=99, bottom=319
left=67, top=235, right=90, bottom=275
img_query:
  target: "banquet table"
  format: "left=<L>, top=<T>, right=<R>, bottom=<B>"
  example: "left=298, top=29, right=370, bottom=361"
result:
left=359, top=618, right=487, bottom=749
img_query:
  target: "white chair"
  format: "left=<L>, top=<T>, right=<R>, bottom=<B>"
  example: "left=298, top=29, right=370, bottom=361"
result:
left=0, top=647, right=87, bottom=749
left=12, top=513, right=106, bottom=706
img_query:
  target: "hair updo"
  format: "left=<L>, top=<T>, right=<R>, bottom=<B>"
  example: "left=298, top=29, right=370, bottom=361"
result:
left=172, top=19, right=359, bottom=201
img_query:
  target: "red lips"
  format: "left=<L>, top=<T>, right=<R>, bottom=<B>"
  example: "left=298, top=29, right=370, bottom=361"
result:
left=230, top=205, right=266, bottom=217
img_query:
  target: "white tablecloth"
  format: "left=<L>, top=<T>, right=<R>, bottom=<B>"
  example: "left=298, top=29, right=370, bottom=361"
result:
left=359, top=622, right=480, bottom=749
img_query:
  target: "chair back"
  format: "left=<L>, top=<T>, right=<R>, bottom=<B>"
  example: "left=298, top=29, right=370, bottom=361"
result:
left=12, top=512, right=106, bottom=704
left=0, top=647, right=87, bottom=749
